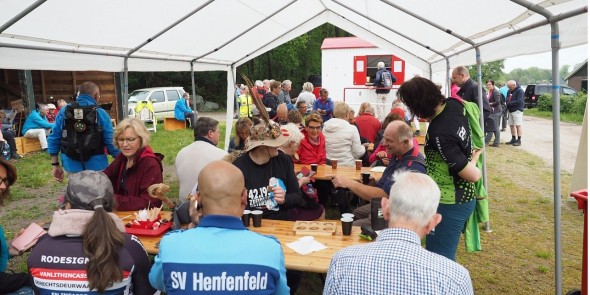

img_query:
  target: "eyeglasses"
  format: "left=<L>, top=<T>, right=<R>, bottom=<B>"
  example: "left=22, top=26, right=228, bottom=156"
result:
left=307, top=125, right=322, bottom=130
left=117, top=137, right=138, bottom=144
left=0, top=177, right=9, bottom=186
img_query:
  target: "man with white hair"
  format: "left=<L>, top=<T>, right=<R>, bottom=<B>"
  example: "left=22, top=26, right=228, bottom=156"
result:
left=505, top=80, right=525, bottom=146
left=373, top=61, right=396, bottom=120
left=324, top=171, right=474, bottom=295
left=278, top=80, right=294, bottom=111
left=22, top=104, right=54, bottom=152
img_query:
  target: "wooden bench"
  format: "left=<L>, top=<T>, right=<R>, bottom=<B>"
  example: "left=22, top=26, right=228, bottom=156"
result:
left=15, top=137, right=42, bottom=155
left=164, top=117, right=185, bottom=131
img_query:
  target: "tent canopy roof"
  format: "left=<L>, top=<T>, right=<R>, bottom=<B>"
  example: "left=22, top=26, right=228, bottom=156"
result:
left=0, top=0, right=587, bottom=74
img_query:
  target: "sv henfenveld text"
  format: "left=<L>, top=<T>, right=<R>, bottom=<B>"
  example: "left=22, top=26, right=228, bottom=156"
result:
left=170, top=271, right=269, bottom=291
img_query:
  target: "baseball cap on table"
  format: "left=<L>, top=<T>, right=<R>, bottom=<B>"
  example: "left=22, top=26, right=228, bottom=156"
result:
left=66, top=171, right=114, bottom=211
left=244, top=120, right=290, bottom=152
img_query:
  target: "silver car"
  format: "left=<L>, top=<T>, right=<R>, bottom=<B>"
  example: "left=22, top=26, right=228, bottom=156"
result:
left=127, top=87, right=185, bottom=120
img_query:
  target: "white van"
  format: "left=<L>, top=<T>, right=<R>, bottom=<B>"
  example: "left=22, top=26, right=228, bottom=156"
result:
left=127, top=87, right=185, bottom=120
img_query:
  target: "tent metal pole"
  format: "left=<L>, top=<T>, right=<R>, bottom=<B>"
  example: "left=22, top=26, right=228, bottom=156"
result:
left=126, top=0, right=213, bottom=57
left=333, top=0, right=447, bottom=64
left=0, top=42, right=228, bottom=66
left=191, top=61, right=197, bottom=113
left=224, top=67, right=237, bottom=152
left=509, top=1, right=562, bottom=293
left=0, top=0, right=47, bottom=34
left=191, top=0, right=297, bottom=63
left=549, top=19, right=563, bottom=295
left=436, top=6, right=586, bottom=64
left=446, top=58, right=451, bottom=97
left=475, top=47, right=491, bottom=232
left=123, top=57, right=129, bottom=119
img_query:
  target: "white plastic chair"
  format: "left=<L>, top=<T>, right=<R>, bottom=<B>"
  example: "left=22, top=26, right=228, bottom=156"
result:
left=136, top=102, right=157, bottom=132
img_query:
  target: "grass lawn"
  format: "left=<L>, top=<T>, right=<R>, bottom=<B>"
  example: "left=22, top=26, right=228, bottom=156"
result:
left=0, top=121, right=584, bottom=294
left=525, top=108, right=584, bottom=124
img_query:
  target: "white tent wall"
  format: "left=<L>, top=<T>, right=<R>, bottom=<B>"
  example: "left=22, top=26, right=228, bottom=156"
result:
left=0, top=1, right=587, bottom=292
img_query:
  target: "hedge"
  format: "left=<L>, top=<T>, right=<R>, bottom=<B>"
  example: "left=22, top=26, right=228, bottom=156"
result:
left=536, top=92, right=587, bottom=115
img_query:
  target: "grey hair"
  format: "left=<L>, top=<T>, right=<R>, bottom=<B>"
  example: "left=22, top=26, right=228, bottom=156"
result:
left=38, top=104, right=49, bottom=111
left=281, top=80, right=292, bottom=87
left=302, top=82, right=314, bottom=92
left=388, top=171, right=440, bottom=227
left=507, top=80, right=517, bottom=86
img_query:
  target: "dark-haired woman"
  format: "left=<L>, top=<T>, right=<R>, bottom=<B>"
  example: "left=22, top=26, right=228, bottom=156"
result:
left=398, top=77, right=482, bottom=261
left=0, top=160, right=32, bottom=294
left=28, top=171, right=154, bottom=294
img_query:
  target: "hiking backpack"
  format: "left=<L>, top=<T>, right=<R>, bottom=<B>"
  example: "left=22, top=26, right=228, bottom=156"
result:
left=381, top=70, right=393, bottom=88
left=61, top=102, right=105, bottom=163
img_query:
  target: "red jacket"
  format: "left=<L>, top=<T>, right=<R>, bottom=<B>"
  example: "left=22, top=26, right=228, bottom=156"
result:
left=368, top=143, right=391, bottom=165
left=103, top=146, right=163, bottom=211
left=296, top=129, right=326, bottom=165
left=355, top=113, right=382, bottom=143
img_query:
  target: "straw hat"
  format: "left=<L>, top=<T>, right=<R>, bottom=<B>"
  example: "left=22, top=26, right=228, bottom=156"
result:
left=244, top=120, right=290, bottom=152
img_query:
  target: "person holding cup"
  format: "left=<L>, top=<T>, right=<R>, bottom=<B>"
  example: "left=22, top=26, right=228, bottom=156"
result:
left=232, top=117, right=304, bottom=294
left=325, top=171, right=474, bottom=295
left=331, top=121, right=425, bottom=226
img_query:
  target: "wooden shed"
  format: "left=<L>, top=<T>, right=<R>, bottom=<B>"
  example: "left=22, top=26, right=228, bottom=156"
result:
left=0, top=69, right=119, bottom=133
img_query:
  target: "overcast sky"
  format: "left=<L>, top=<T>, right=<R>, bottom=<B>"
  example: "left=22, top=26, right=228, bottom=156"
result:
left=503, top=44, right=588, bottom=73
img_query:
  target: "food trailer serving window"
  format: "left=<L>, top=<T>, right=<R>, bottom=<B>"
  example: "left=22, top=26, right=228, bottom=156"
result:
left=353, top=54, right=405, bottom=86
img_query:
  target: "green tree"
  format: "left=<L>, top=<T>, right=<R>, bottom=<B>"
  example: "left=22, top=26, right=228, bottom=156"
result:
left=559, top=65, right=570, bottom=81
left=467, top=60, right=505, bottom=83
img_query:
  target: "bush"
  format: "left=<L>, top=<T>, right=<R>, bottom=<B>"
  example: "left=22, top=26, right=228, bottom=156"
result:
left=536, top=92, right=587, bottom=115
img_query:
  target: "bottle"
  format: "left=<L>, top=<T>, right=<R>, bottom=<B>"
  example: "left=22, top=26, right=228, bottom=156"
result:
left=2, top=142, right=10, bottom=160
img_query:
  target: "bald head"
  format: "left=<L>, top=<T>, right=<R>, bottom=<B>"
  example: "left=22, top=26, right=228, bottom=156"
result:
left=277, top=103, right=288, bottom=122
left=197, top=160, right=246, bottom=217
left=383, top=120, right=414, bottom=157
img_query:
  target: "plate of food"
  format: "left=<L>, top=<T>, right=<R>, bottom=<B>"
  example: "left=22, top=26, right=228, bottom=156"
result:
left=124, top=206, right=172, bottom=236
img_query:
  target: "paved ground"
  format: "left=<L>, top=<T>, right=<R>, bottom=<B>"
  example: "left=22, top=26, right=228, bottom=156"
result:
left=202, top=112, right=584, bottom=174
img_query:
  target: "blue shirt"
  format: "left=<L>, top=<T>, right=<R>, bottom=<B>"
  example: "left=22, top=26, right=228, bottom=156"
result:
left=377, top=147, right=426, bottom=195
left=47, top=94, right=119, bottom=172
left=21, top=109, right=54, bottom=135
left=149, top=215, right=290, bottom=294
left=324, top=228, right=474, bottom=295
left=313, top=98, right=334, bottom=122
left=174, top=98, right=193, bottom=121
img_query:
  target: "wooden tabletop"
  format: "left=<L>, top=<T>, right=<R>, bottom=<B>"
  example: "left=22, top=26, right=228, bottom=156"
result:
left=294, top=163, right=382, bottom=182
left=249, top=219, right=367, bottom=273
left=115, top=211, right=367, bottom=273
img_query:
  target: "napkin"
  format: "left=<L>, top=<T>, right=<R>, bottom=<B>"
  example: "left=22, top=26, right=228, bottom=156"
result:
left=370, top=166, right=386, bottom=173
left=286, top=236, right=327, bottom=255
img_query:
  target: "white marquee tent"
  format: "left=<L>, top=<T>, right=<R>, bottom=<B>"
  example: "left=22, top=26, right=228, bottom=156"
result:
left=0, top=0, right=587, bottom=293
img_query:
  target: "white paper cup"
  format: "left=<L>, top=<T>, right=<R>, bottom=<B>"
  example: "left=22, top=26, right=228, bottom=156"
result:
left=341, top=213, right=355, bottom=219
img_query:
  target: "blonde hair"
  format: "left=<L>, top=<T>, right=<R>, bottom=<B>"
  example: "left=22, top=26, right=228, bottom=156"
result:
left=358, top=102, right=371, bottom=114
left=302, top=82, right=314, bottom=92
left=333, top=101, right=350, bottom=119
left=113, top=118, right=150, bottom=149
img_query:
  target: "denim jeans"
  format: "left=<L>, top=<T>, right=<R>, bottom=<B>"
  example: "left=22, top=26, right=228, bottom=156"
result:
left=426, top=199, right=476, bottom=261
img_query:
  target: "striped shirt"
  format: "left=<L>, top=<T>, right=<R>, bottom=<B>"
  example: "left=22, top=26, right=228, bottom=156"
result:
left=324, top=228, right=474, bottom=295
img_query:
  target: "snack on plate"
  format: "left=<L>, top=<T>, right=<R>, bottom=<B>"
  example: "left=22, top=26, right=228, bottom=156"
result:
left=131, top=205, right=164, bottom=230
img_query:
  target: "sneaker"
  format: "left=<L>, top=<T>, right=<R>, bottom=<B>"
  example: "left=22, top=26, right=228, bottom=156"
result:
left=41, top=148, right=48, bottom=152
left=505, top=138, right=516, bottom=145
left=11, top=154, right=22, bottom=160
left=512, top=140, right=521, bottom=146
left=501, top=128, right=506, bottom=132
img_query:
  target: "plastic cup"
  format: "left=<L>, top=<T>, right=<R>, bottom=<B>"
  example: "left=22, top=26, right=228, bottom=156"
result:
left=341, top=213, right=355, bottom=219
left=355, top=160, right=362, bottom=170
left=331, top=159, right=338, bottom=169
left=241, top=210, right=251, bottom=227
left=341, top=217, right=353, bottom=235
left=311, top=164, right=318, bottom=172
left=361, top=172, right=371, bottom=185
left=251, top=210, right=263, bottom=227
